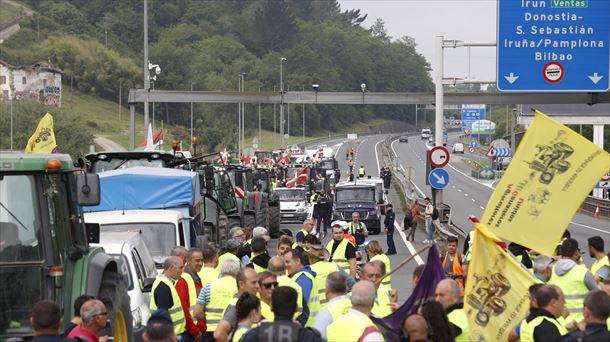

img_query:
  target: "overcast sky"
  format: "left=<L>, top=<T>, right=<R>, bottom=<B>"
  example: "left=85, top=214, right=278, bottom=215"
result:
left=339, top=0, right=497, bottom=81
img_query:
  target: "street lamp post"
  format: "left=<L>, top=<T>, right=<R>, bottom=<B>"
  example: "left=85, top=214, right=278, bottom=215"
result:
left=273, top=85, right=277, bottom=149
left=287, top=85, right=290, bottom=147
left=280, top=57, right=286, bottom=148
left=258, top=85, right=262, bottom=145
left=302, top=86, right=305, bottom=144
left=237, top=74, right=241, bottom=156
left=143, top=0, right=149, bottom=133
left=361, top=83, right=366, bottom=104
left=190, top=82, right=194, bottom=144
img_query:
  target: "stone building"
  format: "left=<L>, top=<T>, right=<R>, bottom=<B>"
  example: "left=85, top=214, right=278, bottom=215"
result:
left=0, top=59, right=62, bottom=106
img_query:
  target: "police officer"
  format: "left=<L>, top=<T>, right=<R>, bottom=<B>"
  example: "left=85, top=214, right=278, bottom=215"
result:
left=241, top=286, right=322, bottom=342
left=313, top=193, right=333, bottom=240
left=150, top=256, right=186, bottom=337
left=435, top=279, right=469, bottom=341
left=384, top=204, right=396, bottom=255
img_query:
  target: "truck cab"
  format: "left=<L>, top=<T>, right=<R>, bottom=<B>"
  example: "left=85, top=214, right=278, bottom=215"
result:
left=333, top=182, right=382, bottom=234
left=85, top=151, right=177, bottom=173
left=273, top=187, right=309, bottom=222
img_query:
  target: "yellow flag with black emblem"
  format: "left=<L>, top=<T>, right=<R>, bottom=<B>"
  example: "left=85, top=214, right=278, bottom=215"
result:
left=464, top=222, right=539, bottom=341
left=25, top=112, right=58, bottom=154
left=481, top=110, right=610, bottom=255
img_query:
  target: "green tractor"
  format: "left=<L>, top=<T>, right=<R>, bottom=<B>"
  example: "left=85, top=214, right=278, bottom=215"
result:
left=0, top=153, right=132, bottom=340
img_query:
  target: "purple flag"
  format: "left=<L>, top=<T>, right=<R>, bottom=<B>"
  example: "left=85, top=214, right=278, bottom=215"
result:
left=371, top=244, right=446, bottom=342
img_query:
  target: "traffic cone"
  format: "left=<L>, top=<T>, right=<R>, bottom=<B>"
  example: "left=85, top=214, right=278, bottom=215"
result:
left=594, top=205, right=600, bottom=218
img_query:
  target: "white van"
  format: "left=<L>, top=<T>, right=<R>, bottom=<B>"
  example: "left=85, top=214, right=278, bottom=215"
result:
left=421, top=129, right=431, bottom=140
left=274, top=187, right=309, bottom=222
left=84, top=209, right=185, bottom=268
left=90, top=231, right=157, bottom=336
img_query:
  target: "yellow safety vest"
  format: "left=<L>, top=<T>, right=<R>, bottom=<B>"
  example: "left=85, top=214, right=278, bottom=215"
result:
left=358, top=167, right=365, bottom=176
left=372, top=285, right=392, bottom=318
left=216, top=252, right=241, bottom=271
left=326, top=310, right=381, bottom=342
left=251, top=261, right=267, bottom=274
left=277, top=275, right=303, bottom=318
left=447, top=307, right=469, bottom=342
left=311, top=193, right=319, bottom=203
left=260, top=300, right=274, bottom=321
left=230, top=324, right=251, bottom=342
left=347, top=222, right=366, bottom=236
left=371, top=254, right=392, bottom=287
left=548, top=263, right=588, bottom=323
left=325, top=239, right=351, bottom=273
left=325, top=296, right=352, bottom=323
left=198, top=266, right=220, bottom=286
left=307, top=261, right=341, bottom=326
left=180, top=272, right=199, bottom=324
left=150, top=276, right=186, bottom=335
left=520, top=315, right=567, bottom=342
left=205, top=275, right=238, bottom=330
left=591, top=257, right=609, bottom=281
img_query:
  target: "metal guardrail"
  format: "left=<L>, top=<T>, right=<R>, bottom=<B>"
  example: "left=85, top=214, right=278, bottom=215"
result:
left=380, top=134, right=467, bottom=239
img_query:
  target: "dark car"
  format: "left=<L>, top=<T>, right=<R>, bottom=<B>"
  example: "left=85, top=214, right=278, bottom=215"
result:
left=399, top=136, right=409, bottom=143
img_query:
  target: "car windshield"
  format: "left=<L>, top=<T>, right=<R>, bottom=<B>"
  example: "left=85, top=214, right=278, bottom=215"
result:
left=275, top=189, right=305, bottom=201
left=100, top=223, right=176, bottom=265
left=109, top=254, right=134, bottom=290
left=322, top=160, right=334, bottom=169
left=91, top=159, right=164, bottom=173
left=336, top=188, right=375, bottom=202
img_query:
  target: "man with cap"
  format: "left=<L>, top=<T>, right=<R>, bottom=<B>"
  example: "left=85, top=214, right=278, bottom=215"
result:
left=216, top=239, right=242, bottom=271
left=305, top=237, right=342, bottom=326
left=384, top=203, right=396, bottom=255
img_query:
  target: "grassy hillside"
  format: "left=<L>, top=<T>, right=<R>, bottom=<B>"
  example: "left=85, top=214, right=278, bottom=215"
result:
left=0, top=2, right=21, bottom=25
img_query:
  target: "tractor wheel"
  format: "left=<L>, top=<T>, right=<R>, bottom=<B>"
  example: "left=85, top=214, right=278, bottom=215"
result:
left=229, top=217, right=242, bottom=229
left=243, top=213, right=256, bottom=229
left=268, top=205, right=281, bottom=238
left=217, top=211, right=230, bottom=246
left=98, top=271, right=133, bottom=341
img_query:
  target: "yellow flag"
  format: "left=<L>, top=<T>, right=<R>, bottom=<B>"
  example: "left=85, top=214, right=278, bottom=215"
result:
left=464, top=222, right=539, bottom=341
left=25, top=113, right=58, bottom=154
left=481, top=110, right=610, bottom=255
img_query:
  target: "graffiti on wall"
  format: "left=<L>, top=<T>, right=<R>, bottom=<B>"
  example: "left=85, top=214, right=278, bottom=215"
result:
left=43, top=85, right=61, bottom=106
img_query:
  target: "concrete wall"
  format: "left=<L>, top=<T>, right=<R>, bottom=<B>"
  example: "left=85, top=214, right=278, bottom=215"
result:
left=0, top=64, right=61, bottom=106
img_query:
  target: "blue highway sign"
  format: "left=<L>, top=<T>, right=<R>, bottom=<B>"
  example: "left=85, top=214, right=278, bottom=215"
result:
left=497, top=0, right=610, bottom=92
left=470, top=140, right=479, bottom=148
left=428, top=168, right=450, bottom=190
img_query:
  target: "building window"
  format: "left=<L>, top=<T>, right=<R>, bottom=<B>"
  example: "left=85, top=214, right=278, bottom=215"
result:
left=22, top=76, right=27, bottom=85
left=0, top=76, right=6, bottom=84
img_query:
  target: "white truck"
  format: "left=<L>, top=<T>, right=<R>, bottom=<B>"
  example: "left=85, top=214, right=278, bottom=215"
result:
left=273, top=187, right=310, bottom=222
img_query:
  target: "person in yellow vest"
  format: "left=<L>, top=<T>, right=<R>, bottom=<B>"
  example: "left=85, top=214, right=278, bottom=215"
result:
left=588, top=236, right=609, bottom=283
left=548, top=238, right=598, bottom=325
left=441, top=236, right=465, bottom=290
left=561, top=289, right=610, bottom=342
left=246, top=237, right=270, bottom=273
left=519, top=285, right=568, bottom=341
left=304, top=240, right=342, bottom=326
left=285, top=248, right=316, bottom=326
left=229, top=293, right=261, bottom=342
left=361, top=261, right=396, bottom=317
left=326, top=280, right=384, bottom=342
left=313, top=271, right=351, bottom=340
left=149, top=256, right=186, bottom=337
left=601, top=278, right=610, bottom=328
left=435, top=279, right=469, bottom=341
left=294, top=219, right=314, bottom=248
left=268, top=256, right=303, bottom=318
left=214, top=267, right=260, bottom=342
left=194, top=257, right=240, bottom=341
left=217, top=239, right=243, bottom=271
left=326, top=224, right=357, bottom=277
left=257, top=271, right=278, bottom=321
left=175, top=248, right=206, bottom=341
left=366, top=240, right=392, bottom=287
left=348, top=212, right=369, bottom=246
left=357, top=165, right=365, bottom=178
left=198, top=244, right=220, bottom=286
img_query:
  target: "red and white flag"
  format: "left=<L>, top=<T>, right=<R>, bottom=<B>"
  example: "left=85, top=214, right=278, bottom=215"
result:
left=286, top=168, right=308, bottom=187
left=234, top=186, right=245, bottom=199
left=138, top=128, right=164, bottom=150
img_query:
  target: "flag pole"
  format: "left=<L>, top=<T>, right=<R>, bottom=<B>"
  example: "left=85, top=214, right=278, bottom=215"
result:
left=376, top=243, right=434, bottom=287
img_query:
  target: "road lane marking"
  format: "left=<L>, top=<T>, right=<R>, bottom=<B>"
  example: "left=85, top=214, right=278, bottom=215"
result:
left=471, top=198, right=476, bottom=202
left=395, top=222, right=424, bottom=265
left=569, top=221, right=610, bottom=234
left=464, top=193, right=469, bottom=197
left=480, top=206, right=485, bottom=210
left=458, top=189, right=462, bottom=192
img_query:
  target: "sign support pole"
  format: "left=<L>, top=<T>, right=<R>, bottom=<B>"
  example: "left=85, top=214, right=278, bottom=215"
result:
left=435, top=35, right=445, bottom=205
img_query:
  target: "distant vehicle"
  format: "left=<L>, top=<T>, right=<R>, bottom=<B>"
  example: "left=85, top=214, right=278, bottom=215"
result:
left=428, top=135, right=434, bottom=145
left=399, top=136, right=409, bottom=143
left=274, top=187, right=309, bottom=222
left=317, top=144, right=328, bottom=149
left=421, top=129, right=431, bottom=140
left=333, top=181, right=382, bottom=234
left=91, top=231, right=157, bottom=337
left=453, top=142, right=465, bottom=153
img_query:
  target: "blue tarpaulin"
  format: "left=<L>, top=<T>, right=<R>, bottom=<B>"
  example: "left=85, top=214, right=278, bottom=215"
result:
left=84, top=167, right=201, bottom=212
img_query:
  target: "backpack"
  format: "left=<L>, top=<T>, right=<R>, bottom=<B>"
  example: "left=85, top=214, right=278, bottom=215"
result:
left=431, top=207, right=439, bottom=220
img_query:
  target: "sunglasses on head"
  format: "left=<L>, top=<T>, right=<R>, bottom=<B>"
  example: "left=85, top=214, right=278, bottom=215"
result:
left=261, top=282, right=279, bottom=289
